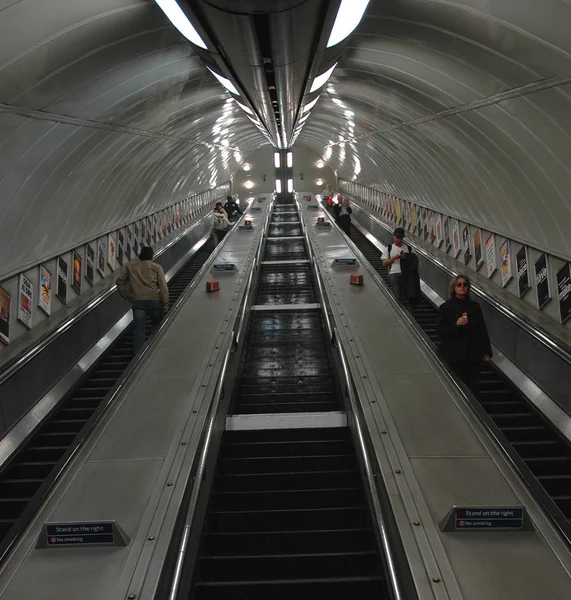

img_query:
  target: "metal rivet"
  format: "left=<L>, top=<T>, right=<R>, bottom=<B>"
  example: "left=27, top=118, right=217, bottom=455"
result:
left=363, top=375, right=367, bottom=379
left=181, top=442, right=187, bottom=446
left=201, top=384, right=206, bottom=387
left=432, top=578, right=441, bottom=583
left=128, top=595, right=136, bottom=599
left=381, top=431, right=387, bottom=434
left=193, top=409, right=197, bottom=413
left=413, top=521, right=421, bottom=526
left=395, top=469, right=402, bottom=474
left=371, top=400, right=376, bottom=403
left=148, top=536, right=155, bottom=541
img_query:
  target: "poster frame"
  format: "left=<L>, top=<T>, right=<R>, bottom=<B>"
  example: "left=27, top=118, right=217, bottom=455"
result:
left=39, top=263, right=52, bottom=315
left=86, top=243, right=95, bottom=286
left=435, top=214, right=443, bottom=248
left=56, top=256, right=68, bottom=304
left=556, top=263, right=571, bottom=325
left=18, top=273, right=33, bottom=330
left=485, top=233, right=497, bottom=278
left=452, top=220, right=460, bottom=257
left=535, top=253, right=551, bottom=310
left=473, top=229, right=484, bottom=271
left=0, top=286, right=11, bottom=345
left=107, top=234, right=117, bottom=272
left=516, top=246, right=530, bottom=298
left=97, top=238, right=107, bottom=278
left=72, top=249, right=82, bottom=294
left=499, top=239, right=512, bottom=287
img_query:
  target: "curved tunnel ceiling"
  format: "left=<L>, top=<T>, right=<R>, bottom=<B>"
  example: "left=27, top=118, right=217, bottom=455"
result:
left=0, top=0, right=267, bottom=279
left=298, top=0, right=571, bottom=261
left=2, top=0, right=571, bottom=280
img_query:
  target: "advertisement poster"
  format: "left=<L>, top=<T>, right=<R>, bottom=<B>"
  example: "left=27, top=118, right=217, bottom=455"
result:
left=404, top=202, right=410, bottom=229
left=485, top=233, right=497, bottom=278
left=556, top=263, right=571, bottom=324
left=157, top=213, right=163, bottom=239
left=167, top=209, right=172, bottom=234
left=108, top=234, right=117, bottom=271
left=153, top=215, right=158, bottom=240
left=411, top=204, right=417, bottom=232
left=141, top=221, right=147, bottom=246
left=428, top=212, right=435, bottom=242
left=435, top=214, right=443, bottom=247
left=444, top=218, right=451, bottom=252
left=117, top=230, right=124, bottom=267
left=516, top=246, right=530, bottom=297
left=39, top=264, right=52, bottom=315
left=396, top=199, right=402, bottom=224
left=535, top=254, right=550, bottom=309
left=423, top=210, right=429, bottom=240
left=147, top=216, right=153, bottom=245
left=56, top=256, right=68, bottom=304
left=97, top=238, right=106, bottom=277
left=462, top=225, right=471, bottom=265
left=72, top=250, right=82, bottom=294
left=473, top=229, right=483, bottom=270
left=499, top=239, right=512, bottom=287
left=133, top=223, right=139, bottom=257
left=0, top=287, right=10, bottom=344
left=126, top=226, right=132, bottom=261
left=18, top=274, right=33, bottom=329
left=452, top=221, right=460, bottom=257
left=175, top=205, right=181, bottom=228
left=86, top=243, right=95, bottom=286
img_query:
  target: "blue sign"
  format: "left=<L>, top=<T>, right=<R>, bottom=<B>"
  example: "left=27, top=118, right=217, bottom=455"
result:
left=239, top=225, right=253, bottom=230
left=316, top=221, right=331, bottom=227
left=334, top=258, right=357, bottom=266
left=250, top=207, right=262, bottom=211
left=455, top=508, right=524, bottom=530
left=46, top=523, right=114, bottom=546
left=214, top=263, right=236, bottom=272
left=307, top=205, right=319, bottom=209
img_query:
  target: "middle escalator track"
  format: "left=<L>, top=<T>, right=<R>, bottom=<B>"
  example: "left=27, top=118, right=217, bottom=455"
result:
left=349, top=223, right=571, bottom=529
left=0, top=239, right=217, bottom=562
left=189, top=201, right=392, bottom=599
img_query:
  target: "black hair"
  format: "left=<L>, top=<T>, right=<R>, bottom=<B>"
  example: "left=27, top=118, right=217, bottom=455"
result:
left=139, top=246, right=154, bottom=261
left=226, top=195, right=233, bottom=202
left=215, top=201, right=223, bottom=207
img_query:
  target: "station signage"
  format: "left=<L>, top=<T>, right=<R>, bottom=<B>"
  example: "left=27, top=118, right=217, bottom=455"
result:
left=334, top=258, right=357, bottom=266
left=440, top=506, right=531, bottom=533
left=37, top=521, right=129, bottom=548
left=213, top=263, right=236, bottom=272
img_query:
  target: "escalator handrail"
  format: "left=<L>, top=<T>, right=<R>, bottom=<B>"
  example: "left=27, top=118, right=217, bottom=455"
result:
left=0, top=208, right=215, bottom=388
left=346, top=198, right=571, bottom=366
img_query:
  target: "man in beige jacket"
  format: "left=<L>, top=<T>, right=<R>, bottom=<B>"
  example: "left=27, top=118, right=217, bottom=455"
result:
left=116, top=246, right=169, bottom=354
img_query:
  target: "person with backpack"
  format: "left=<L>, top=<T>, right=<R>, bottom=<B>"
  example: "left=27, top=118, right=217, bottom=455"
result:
left=437, top=274, right=492, bottom=391
left=212, top=201, right=232, bottom=245
left=333, top=196, right=352, bottom=237
left=382, top=227, right=410, bottom=303
left=116, top=246, right=169, bottom=354
left=223, top=195, right=243, bottom=222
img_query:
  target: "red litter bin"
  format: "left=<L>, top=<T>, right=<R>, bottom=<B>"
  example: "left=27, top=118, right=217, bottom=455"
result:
left=350, top=274, right=364, bottom=286
left=245, top=219, right=252, bottom=226
left=206, top=280, right=220, bottom=292
left=317, top=216, right=325, bottom=223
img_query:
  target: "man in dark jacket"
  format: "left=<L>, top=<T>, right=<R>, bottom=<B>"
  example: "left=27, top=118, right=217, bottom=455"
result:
left=333, top=196, right=352, bottom=236
left=223, top=195, right=243, bottom=222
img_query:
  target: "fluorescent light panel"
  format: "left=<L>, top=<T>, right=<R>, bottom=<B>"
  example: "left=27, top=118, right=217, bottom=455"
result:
left=327, top=0, right=371, bottom=48
left=154, top=0, right=208, bottom=49
left=287, top=179, right=293, bottom=193
left=274, top=153, right=281, bottom=168
left=310, top=63, right=337, bottom=93
left=302, top=95, right=321, bottom=114
left=275, top=179, right=282, bottom=193
left=207, top=67, right=240, bottom=95
left=235, top=100, right=253, bottom=115
left=287, top=152, right=293, bottom=168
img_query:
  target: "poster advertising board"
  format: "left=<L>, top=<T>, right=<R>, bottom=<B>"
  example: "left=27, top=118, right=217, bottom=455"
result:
left=141, top=221, right=147, bottom=246
left=535, top=254, right=550, bottom=309
left=117, top=230, right=124, bottom=267
left=411, top=204, right=417, bottom=232
left=499, top=239, right=512, bottom=287
left=396, top=199, right=402, bottom=224
left=126, top=226, right=132, bottom=261
left=516, top=247, right=530, bottom=297
left=133, top=223, right=140, bottom=257
left=97, top=238, right=106, bottom=277
left=18, top=274, right=33, bottom=329
left=72, top=250, right=82, bottom=294
left=56, top=256, right=68, bottom=304
left=157, top=213, right=163, bottom=239
left=404, top=202, right=410, bottom=229
left=452, top=220, right=460, bottom=257
left=473, top=229, right=483, bottom=270
left=107, top=234, right=117, bottom=271
left=86, top=243, right=95, bottom=286
left=0, top=287, right=10, bottom=344
left=485, top=233, right=497, bottom=278
left=39, top=264, right=52, bottom=315
left=462, top=225, right=471, bottom=265
left=443, top=217, right=451, bottom=251
left=435, top=214, right=443, bottom=248
left=556, top=263, right=571, bottom=324
left=428, top=212, right=435, bottom=243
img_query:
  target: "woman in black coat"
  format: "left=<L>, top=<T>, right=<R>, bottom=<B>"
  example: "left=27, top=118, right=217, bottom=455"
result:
left=436, top=274, right=492, bottom=391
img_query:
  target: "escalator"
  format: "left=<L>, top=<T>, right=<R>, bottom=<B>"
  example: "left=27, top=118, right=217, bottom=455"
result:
left=0, top=239, right=216, bottom=561
left=189, top=202, right=393, bottom=599
left=349, top=223, right=571, bottom=526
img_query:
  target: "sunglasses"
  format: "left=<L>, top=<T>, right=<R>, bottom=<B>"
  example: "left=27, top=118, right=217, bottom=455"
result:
left=456, top=282, right=469, bottom=288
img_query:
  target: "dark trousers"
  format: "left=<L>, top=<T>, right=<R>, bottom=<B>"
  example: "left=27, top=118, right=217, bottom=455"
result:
left=132, top=300, right=163, bottom=354
left=337, top=216, right=351, bottom=237
left=451, top=362, right=481, bottom=392
left=213, top=229, right=228, bottom=246
left=389, top=273, right=407, bottom=303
